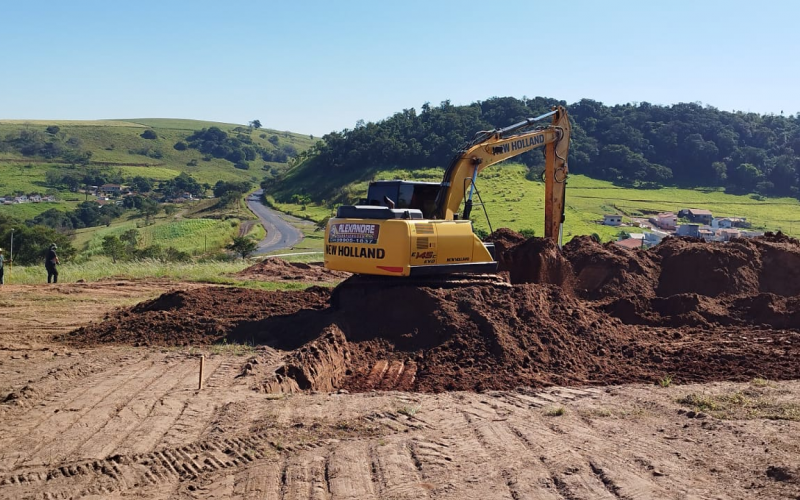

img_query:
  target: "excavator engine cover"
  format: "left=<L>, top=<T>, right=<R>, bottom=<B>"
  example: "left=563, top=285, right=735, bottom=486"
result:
left=324, top=206, right=497, bottom=277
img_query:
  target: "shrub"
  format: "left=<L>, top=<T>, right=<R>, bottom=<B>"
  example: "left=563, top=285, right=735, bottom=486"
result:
left=141, top=130, right=158, bottom=140
left=173, top=141, right=187, bottom=151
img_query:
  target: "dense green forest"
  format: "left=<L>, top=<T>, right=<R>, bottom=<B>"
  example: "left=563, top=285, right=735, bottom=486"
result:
left=288, top=97, right=800, bottom=202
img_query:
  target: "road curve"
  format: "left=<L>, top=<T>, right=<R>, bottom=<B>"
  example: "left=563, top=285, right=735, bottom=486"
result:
left=245, top=190, right=307, bottom=255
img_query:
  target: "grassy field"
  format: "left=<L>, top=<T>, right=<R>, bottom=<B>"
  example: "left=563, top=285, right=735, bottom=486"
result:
left=267, top=165, right=800, bottom=241
left=0, top=257, right=319, bottom=290
left=71, top=209, right=241, bottom=257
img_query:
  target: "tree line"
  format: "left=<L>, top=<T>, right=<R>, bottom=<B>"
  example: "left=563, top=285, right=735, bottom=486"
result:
left=0, top=126, right=92, bottom=164
left=303, top=97, right=800, bottom=199
left=0, top=213, right=74, bottom=266
left=182, top=126, right=297, bottom=170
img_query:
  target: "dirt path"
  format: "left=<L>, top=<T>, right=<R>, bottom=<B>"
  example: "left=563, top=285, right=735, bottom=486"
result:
left=0, top=281, right=798, bottom=499
left=238, top=220, right=256, bottom=237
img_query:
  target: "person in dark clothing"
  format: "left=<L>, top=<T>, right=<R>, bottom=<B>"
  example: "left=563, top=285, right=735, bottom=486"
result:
left=0, top=248, right=6, bottom=285
left=45, top=243, right=60, bottom=283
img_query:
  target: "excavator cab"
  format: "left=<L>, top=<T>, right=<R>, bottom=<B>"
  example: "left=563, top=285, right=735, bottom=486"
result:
left=361, top=181, right=440, bottom=219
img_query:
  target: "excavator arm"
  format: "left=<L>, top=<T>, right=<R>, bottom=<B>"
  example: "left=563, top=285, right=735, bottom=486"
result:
left=433, top=105, right=570, bottom=241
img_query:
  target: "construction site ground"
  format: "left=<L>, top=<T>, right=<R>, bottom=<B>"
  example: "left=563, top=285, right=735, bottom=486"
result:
left=2, top=233, right=800, bottom=499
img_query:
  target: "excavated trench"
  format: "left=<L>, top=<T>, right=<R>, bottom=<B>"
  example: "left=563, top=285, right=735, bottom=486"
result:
left=67, top=232, right=800, bottom=393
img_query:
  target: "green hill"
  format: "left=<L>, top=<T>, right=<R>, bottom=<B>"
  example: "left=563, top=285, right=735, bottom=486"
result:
left=0, top=119, right=315, bottom=264
left=0, top=118, right=316, bottom=218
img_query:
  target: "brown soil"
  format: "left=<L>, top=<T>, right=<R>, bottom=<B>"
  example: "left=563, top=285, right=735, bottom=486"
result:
left=68, top=286, right=331, bottom=347
left=236, top=258, right=350, bottom=282
left=65, top=231, right=800, bottom=396
left=2, top=280, right=799, bottom=499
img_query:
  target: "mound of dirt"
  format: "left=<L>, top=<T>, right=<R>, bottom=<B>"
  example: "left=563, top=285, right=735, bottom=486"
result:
left=751, top=234, right=800, bottom=296
left=654, top=238, right=760, bottom=297
left=501, top=237, right=573, bottom=288
left=68, top=286, right=331, bottom=346
left=562, top=235, right=660, bottom=299
left=64, top=230, right=800, bottom=394
left=236, top=258, right=350, bottom=282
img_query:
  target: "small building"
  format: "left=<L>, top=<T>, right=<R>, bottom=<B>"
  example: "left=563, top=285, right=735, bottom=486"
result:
left=728, top=217, right=750, bottom=228
left=676, top=224, right=700, bottom=237
left=713, top=218, right=733, bottom=229
left=686, top=209, right=713, bottom=225
left=653, top=212, right=677, bottom=230
left=615, top=238, right=644, bottom=250
left=603, top=214, right=622, bottom=226
left=718, top=228, right=741, bottom=241
left=645, top=230, right=669, bottom=246
left=100, top=184, right=122, bottom=194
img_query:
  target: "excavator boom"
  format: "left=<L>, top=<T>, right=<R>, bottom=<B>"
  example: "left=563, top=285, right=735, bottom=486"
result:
left=434, top=105, right=570, bottom=240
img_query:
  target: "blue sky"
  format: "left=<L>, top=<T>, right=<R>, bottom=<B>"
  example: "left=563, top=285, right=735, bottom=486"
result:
left=1, top=0, right=797, bottom=135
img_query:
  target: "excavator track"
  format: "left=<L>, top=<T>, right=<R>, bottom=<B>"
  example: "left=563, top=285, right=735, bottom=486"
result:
left=330, top=273, right=511, bottom=309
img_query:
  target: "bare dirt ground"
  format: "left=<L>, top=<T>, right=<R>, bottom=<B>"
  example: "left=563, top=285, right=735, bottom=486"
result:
left=1, top=234, right=800, bottom=499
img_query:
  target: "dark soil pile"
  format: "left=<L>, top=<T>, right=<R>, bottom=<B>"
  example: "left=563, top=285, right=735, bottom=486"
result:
left=562, top=235, right=660, bottom=299
left=485, top=227, right=528, bottom=271
left=500, top=237, right=573, bottom=288
left=654, top=238, right=760, bottom=297
left=553, top=232, right=800, bottom=329
left=64, top=230, right=800, bottom=394
left=236, top=258, right=350, bottom=283
left=67, top=287, right=331, bottom=347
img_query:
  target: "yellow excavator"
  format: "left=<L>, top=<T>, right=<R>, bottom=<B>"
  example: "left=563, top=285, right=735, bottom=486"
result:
left=324, top=105, right=570, bottom=277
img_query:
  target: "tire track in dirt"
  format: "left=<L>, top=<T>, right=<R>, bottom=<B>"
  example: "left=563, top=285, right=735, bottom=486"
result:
left=115, top=355, right=230, bottom=456
left=157, top=356, right=243, bottom=450
left=27, top=355, right=179, bottom=465
left=428, top=388, right=677, bottom=500
left=0, top=350, right=145, bottom=420
left=73, top=356, right=202, bottom=459
left=0, top=428, right=280, bottom=498
left=0, top=351, right=155, bottom=470
left=326, top=442, right=379, bottom=499
left=530, top=415, right=707, bottom=500
left=510, top=413, right=675, bottom=499
left=368, top=440, right=431, bottom=499
left=457, top=407, right=562, bottom=499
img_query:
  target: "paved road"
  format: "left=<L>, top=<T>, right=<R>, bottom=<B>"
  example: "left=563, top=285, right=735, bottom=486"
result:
left=246, top=190, right=308, bottom=255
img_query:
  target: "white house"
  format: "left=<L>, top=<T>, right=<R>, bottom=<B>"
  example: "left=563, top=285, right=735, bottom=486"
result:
left=603, top=214, right=623, bottom=226
left=653, top=212, right=677, bottom=230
